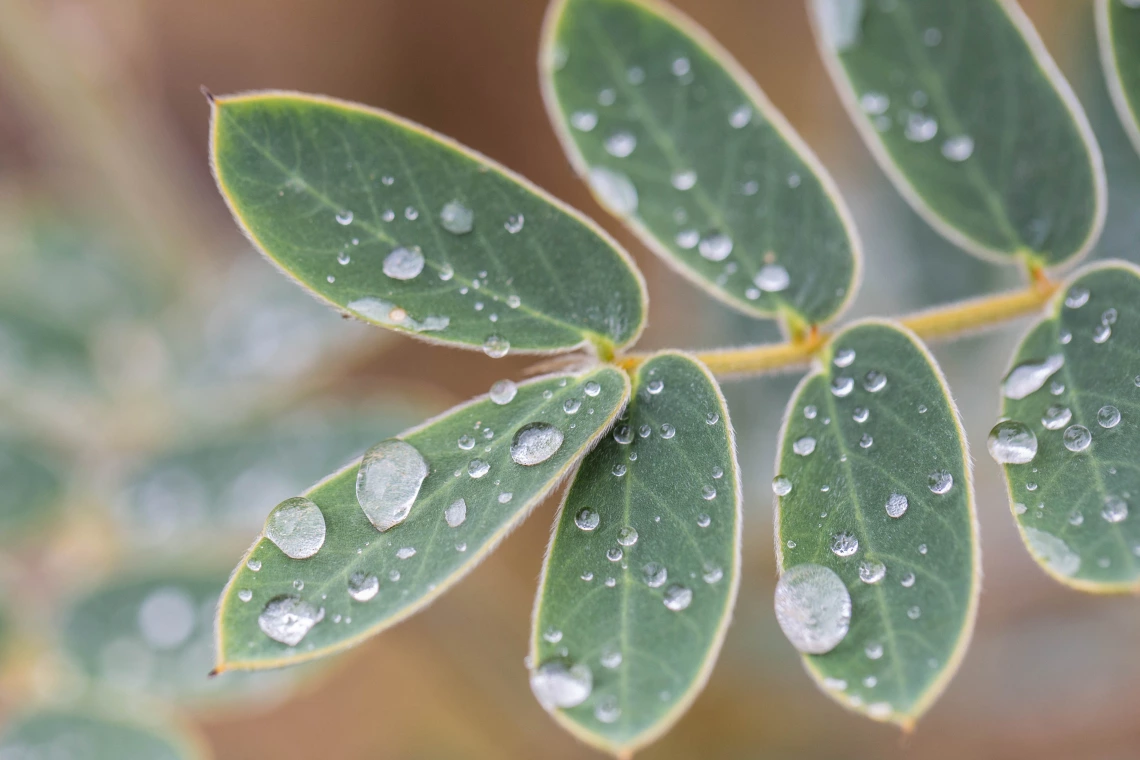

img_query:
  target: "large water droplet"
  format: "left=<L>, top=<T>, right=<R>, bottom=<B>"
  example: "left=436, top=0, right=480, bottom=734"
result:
left=265, top=496, right=327, bottom=559
left=987, top=421, right=1037, bottom=464
left=530, top=660, right=592, bottom=709
left=382, top=246, right=425, bottom=281
left=885, top=493, right=908, bottom=518
left=1023, top=527, right=1080, bottom=577
left=356, top=440, right=429, bottom=532
left=1002, top=354, right=1064, bottom=400
left=754, top=265, right=790, bottom=293
left=348, top=572, right=380, bottom=602
left=663, top=584, right=693, bottom=611
left=511, top=422, right=564, bottom=466
left=773, top=563, right=851, bottom=654
left=439, top=201, right=474, bottom=235
left=258, top=595, right=324, bottom=646
left=589, top=167, right=638, bottom=217
left=489, top=379, right=518, bottom=405
left=1062, top=424, right=1091, bottom=452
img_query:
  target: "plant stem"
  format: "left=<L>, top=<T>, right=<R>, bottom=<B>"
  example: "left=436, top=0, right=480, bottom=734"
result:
left=620, top=279, right=1059, bottom=379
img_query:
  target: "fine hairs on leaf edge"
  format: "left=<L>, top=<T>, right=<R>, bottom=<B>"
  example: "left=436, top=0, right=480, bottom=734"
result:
left=995, top=258, right=1140, bottom=594
left=528, top=350, right=744, bottom=756
left=206, top=89, right=650, bottom=359
left=770, top=318, right=981, bottom=729
left=806, top=0, right=1107, bottom=271
left=538, top=0, right=864, bottom=331
left=213, top=365, right=632, bottom=673
left=1095, top=0, right=1140, bottom=160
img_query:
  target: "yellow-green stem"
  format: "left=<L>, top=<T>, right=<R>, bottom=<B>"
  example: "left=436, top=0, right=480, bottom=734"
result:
left=620, top=280, right=1059, bottom=379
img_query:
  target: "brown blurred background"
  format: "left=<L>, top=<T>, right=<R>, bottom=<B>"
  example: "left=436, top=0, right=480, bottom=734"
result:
left=2, top=0, right=1140, bottom=758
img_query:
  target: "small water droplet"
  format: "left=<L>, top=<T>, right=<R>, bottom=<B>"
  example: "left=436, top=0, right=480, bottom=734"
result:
left=265, top=496, right=327, bottom=559
left=941, top=135, right=974, bottom=161
left=860, top=92, right=890, bottom=115
left=773, top=476, right=793, bottom=496
left=439, top=201, right=474, bottom=234
left=511, top=422, right=564, bottom=465
left=588, top=167, right=638, bottom=217
left=1063, top=424, right=1092, bottom=452
left=859, top=560, right=886, bottom=584
left=774, top=563, right=851, bottom=654
left=1041, top=405, right=1072, bottom=430
left=858, top=433, right=873, bottom=449
left=987, top=421, right=1037, bottom=464
left=698, top=233, right=733, bottom=261
left=575, top=509, right=600, bottom=531
left=468, top=459, right=490, bottom=478
left=445, top=498, right=467, bottom=527
left=928, top=470, right=953, bottom=495
left=1065, top=287, right=1090, bottom=308
left=863, top=370, right=887, bottom=393
left=1094, top=324, right=1112, bottom=344
left=617, top=526, right=639, bottom=546
left=483, top=335, right=510, bottom=358
left=530, top=660, right=592, bottom=709
left=754, top=265, right=790, bottom=293
left=247, top=559, right=262, bottom=572
left=396, top=546, right=416, bottom=560
left=900, top=572, right=916, bottom=588
left=831, top=377, right=854, bottom=397
left=793, top=436, right=817, bottom=456
left=584, top=381, right=602, bottom=397
left=612, top=425, right=633, bottom=444
left=663, top=584, right=693, bottom=611
left=570, top=110, right=598, bottom=131
left=504, top=214, right=525, bottom=234
left=853, top=407, right=870, bottom=424
left=238, top=589, right=253, bottom=603
left=335, top=210, right=353, bottom=225
left=706, top=411, right=720, bottom=425
left=671, top=169, right=697, bottom=191
left=1098, top=405, right=1121, bottom=429
left=696, top=513, right=711, bottom=528
left=604, top=131, right=637, bottom=158
left=642, top=562, right=668, bottom=588
left=1102, top=496, right=1128, bottom=523
left=594, top=695, right=621, bottom=724
left=701, top=485, right=716, bottom=500
left=831, top=532, right=859, bottom=557
left=904, top=112, right=938, bottom=142
left=865, top=642, right=883, bottom=660
left=885, top=493, right=908, bottom=518
left=348, top=572, right=380, bottom=602
left=489, top=379, right=518, bottom=405
left=729, top=104, right=752, bottom=128
left=907, top=606, right=921, bottom=620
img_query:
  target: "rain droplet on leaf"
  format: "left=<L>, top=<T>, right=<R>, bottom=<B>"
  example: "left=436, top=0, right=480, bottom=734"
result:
left=356, top=440, right=429, bottom=532
left=511, top=422, right=564, bottom=465
left=774, top=563, right=851, bottom=654
left=265, top=496, right=327, bottom=560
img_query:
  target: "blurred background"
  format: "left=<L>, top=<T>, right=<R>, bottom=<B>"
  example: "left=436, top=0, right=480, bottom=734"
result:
left=0, top=0, right=1138, bottom=758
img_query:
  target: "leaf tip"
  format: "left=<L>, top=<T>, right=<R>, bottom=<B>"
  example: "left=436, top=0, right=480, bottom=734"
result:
left=200, top=85, right=215, bottom=104
left=207, top=665, right=223, bottom=678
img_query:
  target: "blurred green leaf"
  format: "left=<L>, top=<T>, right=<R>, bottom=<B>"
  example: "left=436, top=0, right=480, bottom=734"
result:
left=0, top=707, right=208, bottom=760
left=774, top=321, right=977, bottom=726
left=60, top=569, right=303, bottom=707
left=541, top=0, right=860, bottom=329
left=0, top=302, right=98, bottom=394
left=530, top=352, right=738, bottom=754
left=217, top=367, right=629, bottom=671
left=116, top=401, right=430, bottom=549
left=810, top=0, right=1104, bottom=267
left=994, top=261, right=1140, bottom=592
left=0, top=430, right=66, bottom=542
left=209, top=91, right=647, bottom=357
left=1097, top=0, right=1140, bottom=160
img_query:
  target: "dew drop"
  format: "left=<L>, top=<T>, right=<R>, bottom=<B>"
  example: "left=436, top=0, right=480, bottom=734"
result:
left=831, top=376, right=854, bottom=397
left=696, top=513, right=711, bottom=528
left=859, top=560, right=885, bottom=584
left=642, top=562, right=668, bottom=588
left=987, top=421, right=1037, bottom=464
left=858, top=433, right=873, bottom=449
left=594, top=695, right=621, bottom=724
left=729, top=104, right=752, bottom=128
left=773, top=476, right=793, bottom=496
left=238, top=589, right=253, bottom=603
left=1064, top=287, right=1089, bottom=308
left=604, top=131, right=637, bottom=158
left=1102, top=496, right=1128, bottom=523
left=1002, top=354, right=1064, bottom=400
left=489, top=379, right=518, bottom=405
left=265, top=496, right=327, bottom=559
left=258, top=595, right=324, bottom=646
left=1098, top=405, right=1121, bottom=429
left=793, top=436, right=817, bottom=456
left=588, top=167, right=638, bottom=217
left=483, top=335, right=510, bottom=358
left=575, top=508, right=600, bottom=531
left=865, top=642, right=883, bottom=660
left=885, top=493, right=908, bottom=518
left=383, top=246, right=425, bottom=281
left=348, top=572, right=380, bottom=602
left=1041, top=405, right=1072, bottom=430
left=831, top=532, right=859, bottom=557
left=698, top=233, right=734, bottom=262
left=247, top=559, right=262, bottom=572
left=530, top=660, right=592, bottom=709
left=774, top=563, right=851, bottom=654
left=617, top=526, right=639, bottom=546
left=900, top=572, right=916, bottom=588
left=1023, top=526, right=1081, bottom=577
left=754, top=265, right=790, bottom=293
left=663, top=584, right=693, bottom=611
left=356, top=440, right=428, bottom=532
left=853, top=407, right=870, bottom=424
left=612, top=425, right=634, bottom=444
left=445, top=498, right=467, bottom=528
left=511, top=422, right=564, bottom=465
left=701, top=485, right=716, bottom=500
left=834, top=348, right=856, bottom=367
left=941, top=135, right=974, bottom=161
left=1062, top=424, right=1091, bottom=452
left=335, top=210, right=353, bottom=225
left=928, top=470, right=953, bottom=495
left=671, top=169, right=697, bottom=190
left=439, top=201, right=474, bottom=234
left=563, top=398, right=581, bottom=414
left=468, top=459, right=490, bottom=478
left=570, top=110, right=598, bottom=131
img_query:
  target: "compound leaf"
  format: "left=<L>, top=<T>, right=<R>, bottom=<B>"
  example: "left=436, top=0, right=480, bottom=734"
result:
left=0, top=707, right=209, bottom=760
left=530, top=352, right=739, bottom=754
left=541, top=0, right=860, bottom=330
left=774, top=320, right=978, bottom=726
left=210, top=91, right=647, bottom=357
left=995, top=261, right=1140, bottom=592
left=1097, top=0, right=1140, bottom=159
left=810, top=0, right=1105, bottom=268
left=217, top=366, right=629, bottom=671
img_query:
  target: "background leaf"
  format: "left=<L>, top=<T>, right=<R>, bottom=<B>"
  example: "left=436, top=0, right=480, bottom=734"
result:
left=0, top=429, right=66, bottom=542
left=217, top=366, right=629, bottom=671
left=530, top=352, right=739, bottom=753
left=774, top=320, right=978, bottom=726
left=0, top=707, right=209, bottom=760
left=541, top=0, right=860, bottom=329
left=809, top=0, right=1105, bottom=267
left=1097, top=0, right=1140, bottom=160
left=995, top=261, right=1140, bottom=592
left=210, top=91, right=647, bottom=357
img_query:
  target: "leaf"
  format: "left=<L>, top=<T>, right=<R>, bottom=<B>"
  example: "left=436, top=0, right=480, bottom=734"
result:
left=60, top=569, right=305, bottom=707
left=774, top=320, right=978, bottom=726
left=216, top=366, right=630, bottom=671
left=529, top=352, right=739, bottom=754
left=809, top=0, right=1105, bottom=267
left=994, top=261, right=1140, bottom=592
left=541, top=0, right=860, bottom=330
left=116, top=400, right=430, bottom=550
left=209, top=91, right=647, bottom=357
left=0, top=430, right=66, bottom=542
left=0, top=707, right=209, bottom=760
left=1097, top=0, right=1140, bottom=160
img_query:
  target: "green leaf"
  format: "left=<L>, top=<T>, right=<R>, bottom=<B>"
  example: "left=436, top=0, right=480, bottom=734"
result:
left=0, top=707, right=209, bottom=760
left=217, top=366, right=630, bottom=671
left=61, top=569, right=304, bottom=707
left=774, top=320, right=978, bottom=726
left=809, top=0, right=1105, bottom=267
left=209, top=91, right=647, bottom=357
left=0, top=430, right=66, bottom=542
left=117, top=401, right=430, bottom=550
left=530, top=352, right=739, bottom=754
left=1097, top=0, right=1140, bottom=160
left=541, top=0, right=860, bottom=329
left=994, top=261, right=1140, bottom=592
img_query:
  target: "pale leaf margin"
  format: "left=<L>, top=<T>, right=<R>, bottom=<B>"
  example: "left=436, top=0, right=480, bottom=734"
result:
left=207, top=89, right=649, bottom=357
left=214, top=367, right=632, bottom=673
left=772, top=318, right=981, bottom=728
left=808, top=0, right=1106, bottom=271
left=1095, top=0, right=1140, bottom=160
left=528, top=350, right=743, bottom=756
left=539, top=0, right=864, bottom=333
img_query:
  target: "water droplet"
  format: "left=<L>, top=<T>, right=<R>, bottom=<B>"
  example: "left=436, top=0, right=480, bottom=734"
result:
left=588, top=167, right=638, bottom=217
left=1094, top=324, right=1113, bottom=343
left=853, top=407, right=870, bottom=424
left=1041, top=405, right=1072, bottom=430
left=582, top=381, right=602, bottom=398
left=831, top=532, right=859, bottom=557
left=136, top=587, right=195, bottom=650
left=803, top=405, right=818, bottom=420
left=834, top=348, right=856, bottom=367
left=395, top=546, right=416, bottom=560
left=445, top=498, right=467, bottom=527
left=1065, top=287, right=1090, bottom=308
left=1098, top=405, right=1121, bottom=429
left=617, top=526, right=639, bottom=546
left=265, top=496, right=327, bottom=559
left=773, top=476, right=793, bottom=496
left=1002, top=354, right=1064, bottom=400
left=696, top=232, right=734, bottom=262
left=530, top=660, right=592, bottom=709
left=594, top=695, right=621, bottom=724
left=696, top=513, right=712, bottom=528
left=258, top=595, right=324, bottom=646
left=987, top=421, right=1037, bottom=464
left=859, top=560, right=885, bottom=584
left=860, top=92, right=890, bottom=115
left=238, top=589, right=253, bottom=603
left=793, top=436, right=817, bottom=456
left=575, top=508, right=600, bottom=532
left=1023, top=527, right=1081, bottom=577
left=729, top=104, right=752, bottom=128
left=865, top=642, right=883, bottom=660
left=612, top=425, right=633, bottom=444
left=468, top=459, right=490, bottom=478
left=381, top=246, right=425, bottom=281
left=335, top=210, right=353, bottom=225
left=706, top=411, right=720, bottom=425
left=1102, top=496, right=1128, bottom=523
left=642, top=562, right=668, bottom=588
left=885, top=493, right=908, bottom=518
left=1063, top=424, right=1091, bottom=452
left=663, top=584, right=693, bottom=611
left=348, top=572, right=380, bottom=602
left=356, top=440, right=428, bottom=532
left=489, top=379, right=518, bottom=405
left=675, top=228, right=700, bottom=249
left=701, top=485, right=716, bottom=500
left=900, top=572, right=916, bottom=588
left=858, top=433, right=873, bottom=449
left=646, top=379, right=665, bottom=396
left=863, top=370, right=887, bottom=393
left=941, top=135, right=974, bottom=161
left=483, top=335, right=510, bottom=358
left=511, top=422, right=564, bottom=465
left=601, top=649, right=623, bottom=669
left=458, top=435, right=477, bottom=451
left=670, top=169, right=697, bottom=191
left=337, top=251, right=351, bottom=265
left=604, top=131, right=637, bottom=158
left=831, top=376, right=854, bottom=397
left=570, top=110, right=598, bottom=132
left=1102, top=308, right=1118, bottom=325
left=907, top=606, right=922, bottom=620
left=561, top=397, right=581, bottom=414
left=439, top=201, right=474, bottom=234
left=672, top=56, right=691, bottom=76
left=774, top=563, right=851, bottom=654
left=904, top=112, right=938, bottom=142
left=925, top=469, right=953, bottom=495
left=754, top=264, right=790, bottom=293
left=247, top=559, right=262, bottom=572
